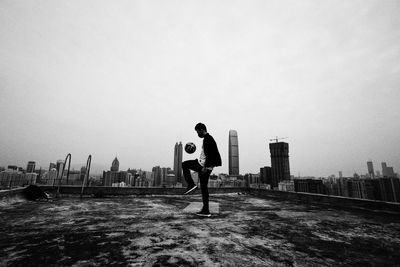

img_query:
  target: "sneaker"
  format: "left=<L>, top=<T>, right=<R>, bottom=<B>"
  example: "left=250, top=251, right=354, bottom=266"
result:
left=196, top=210, right=211, bottom=217
left=184, top=185, right=197, bottom=195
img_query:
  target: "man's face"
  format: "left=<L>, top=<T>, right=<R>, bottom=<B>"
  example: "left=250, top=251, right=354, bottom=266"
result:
left=196, top=129, right=206, bottom=138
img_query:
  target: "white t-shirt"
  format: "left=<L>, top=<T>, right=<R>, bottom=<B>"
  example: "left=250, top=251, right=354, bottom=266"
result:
left=198, top=144, right=214, bottom=170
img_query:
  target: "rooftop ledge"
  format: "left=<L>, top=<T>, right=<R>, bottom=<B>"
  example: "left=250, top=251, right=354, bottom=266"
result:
left=1, top=186, right=399, bottom=266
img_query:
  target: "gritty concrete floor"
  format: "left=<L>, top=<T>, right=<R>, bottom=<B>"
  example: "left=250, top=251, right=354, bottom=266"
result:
left=1, top=193, right=400, bottom=266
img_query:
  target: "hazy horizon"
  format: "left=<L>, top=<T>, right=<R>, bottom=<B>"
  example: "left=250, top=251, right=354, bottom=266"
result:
left=1, top=0, right=399, bottom=177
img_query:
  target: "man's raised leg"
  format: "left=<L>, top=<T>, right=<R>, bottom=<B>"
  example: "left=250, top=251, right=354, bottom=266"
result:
left=182, top=160, right=201, bottom=194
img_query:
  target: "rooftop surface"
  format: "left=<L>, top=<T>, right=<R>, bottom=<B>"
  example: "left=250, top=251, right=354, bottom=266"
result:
left=1, top=193, right=400, bottom=266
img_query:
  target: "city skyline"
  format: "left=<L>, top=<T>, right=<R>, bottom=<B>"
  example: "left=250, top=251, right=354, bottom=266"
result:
left=1, top=154, right=398, bottom=179
left=1, top=1, right=399, bottom=177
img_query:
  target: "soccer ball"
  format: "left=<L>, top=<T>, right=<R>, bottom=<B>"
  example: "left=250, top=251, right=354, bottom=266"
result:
left=185, top=142, right=196, bottom=154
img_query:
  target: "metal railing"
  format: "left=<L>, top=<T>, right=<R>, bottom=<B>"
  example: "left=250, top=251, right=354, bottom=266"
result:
left=56, top=153, right=71, bottom=197
left=80, top=155, right=91, bottom=198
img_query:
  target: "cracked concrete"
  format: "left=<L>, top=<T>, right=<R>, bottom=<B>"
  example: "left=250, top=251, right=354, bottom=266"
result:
left=1, top=193, right=399, bottom=266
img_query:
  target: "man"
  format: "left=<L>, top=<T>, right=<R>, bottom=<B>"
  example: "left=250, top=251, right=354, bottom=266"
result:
left=182, top=122, right=222, bottom=217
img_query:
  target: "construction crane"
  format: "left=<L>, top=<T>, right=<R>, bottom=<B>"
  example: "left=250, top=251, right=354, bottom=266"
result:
left=269, top=136, right=288, bottom=143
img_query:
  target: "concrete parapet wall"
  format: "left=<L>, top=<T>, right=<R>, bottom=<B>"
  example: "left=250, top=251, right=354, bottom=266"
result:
left=248, top=188, right=400, bottom=213
left=0, top=187, right=25, bottom=200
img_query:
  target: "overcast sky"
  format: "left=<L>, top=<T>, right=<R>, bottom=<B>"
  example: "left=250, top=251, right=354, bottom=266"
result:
left=1, top=0, right=399, bottom=176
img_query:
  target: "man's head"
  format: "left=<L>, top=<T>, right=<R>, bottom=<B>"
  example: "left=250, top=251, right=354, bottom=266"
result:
left=195, top=123, right=207, bottom=138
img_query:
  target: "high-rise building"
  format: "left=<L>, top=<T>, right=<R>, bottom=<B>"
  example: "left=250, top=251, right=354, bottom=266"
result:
left=46, top=168, right=58, bottom=185
left=161, top=167, right=171, bottom=186
left=363, top=179, right=376, bottom=200
left=380, top=162, right=396, bottom=178
left=111, top=157, right=119, bottom=172
left=375, top=177, right=400, bottom=202
left=382, top=162, right=388, bottom=177
left=152, top=166, right=162, bottom=187
left=386, top=167, right=395, bottom=178
left=56, top=160, right=64, bottom=178
left=174, top=142, right=183, bottom=185
left=101, top=157, right=123, bottom=186
left=7, top=165, right=18, bottom=171
left=338, top=178, right=350, bottom=197
left=245, top=173, right=261, bottom=186
left=80, top=166, right=87, bottom=181
left=269, top=142, right=290, bottom=189
left=228, top=130, right=239, bottom=175
left=26, top=161, right=36, bottom=173
left=339, top=171, right=343, bottom=178
left=294, top=179, right=323, bottom=194
left=102, top=171, right=131, bottom=187
left=348, top=179, right=367, bottom=199
left=260, top=166, right=272, bottom=185
left=367, top=161, right=375, bottom=179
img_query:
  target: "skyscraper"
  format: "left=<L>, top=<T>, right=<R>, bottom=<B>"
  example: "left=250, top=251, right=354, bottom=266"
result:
left=367, top=161, right=375, bottom=179
left=174, top=142, right=183, bottom=185
left=111, top=157, right=119, bottom=172
left=26, top=161, right=36, bottom=173
left=269, top=142, right=290, bottom=189
left=229, top=130, right=239, bottom=175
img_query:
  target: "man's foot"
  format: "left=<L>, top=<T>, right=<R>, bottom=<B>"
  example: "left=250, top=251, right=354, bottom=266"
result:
left=196, top=210, right=211, bottom=217
left=184, top=185, right=197, bottom=195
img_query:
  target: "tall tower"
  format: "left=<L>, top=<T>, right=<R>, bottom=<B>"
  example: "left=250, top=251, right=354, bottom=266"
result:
left=269, top=142, right=290, bottom=189
left=367, top=161, right=375, bottom=179
left=174, top=142, right=183, bottom=185
left=111, top=157, right=119, bottom=172
left=229, top=130, right=239, bottom=175
left=26, top=161, right=36, bottom=173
